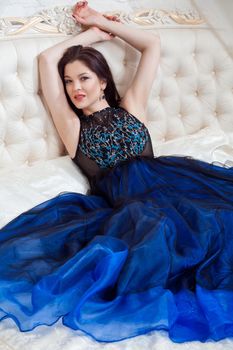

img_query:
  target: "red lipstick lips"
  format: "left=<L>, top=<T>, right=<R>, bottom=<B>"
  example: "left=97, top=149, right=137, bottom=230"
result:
left=74, top=93, right=86, bottom=101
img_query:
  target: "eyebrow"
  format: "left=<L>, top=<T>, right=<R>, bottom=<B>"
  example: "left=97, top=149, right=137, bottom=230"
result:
left=64, top=72, right=89, bottom=78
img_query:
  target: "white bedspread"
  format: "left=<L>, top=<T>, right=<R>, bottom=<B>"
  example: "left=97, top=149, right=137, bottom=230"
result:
left=0, top=308, right=232, bottom=350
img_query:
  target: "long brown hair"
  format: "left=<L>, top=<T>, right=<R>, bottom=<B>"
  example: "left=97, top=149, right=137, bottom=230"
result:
left=58, top=45, right=121, bottom=117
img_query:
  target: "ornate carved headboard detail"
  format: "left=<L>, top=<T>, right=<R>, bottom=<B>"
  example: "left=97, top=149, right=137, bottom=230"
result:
left=0, top=5, right=205, bottom=37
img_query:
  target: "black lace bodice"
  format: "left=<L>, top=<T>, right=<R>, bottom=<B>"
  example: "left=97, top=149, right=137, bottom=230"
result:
left=72, top=106, right=153, bottom=180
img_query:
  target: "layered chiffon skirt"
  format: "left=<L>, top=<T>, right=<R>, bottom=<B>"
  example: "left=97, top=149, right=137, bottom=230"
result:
left=0, top=156, right=233, bottom=343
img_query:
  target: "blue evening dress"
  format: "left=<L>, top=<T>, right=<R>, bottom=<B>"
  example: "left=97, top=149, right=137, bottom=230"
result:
left=0, top=106, right=233, bottom=343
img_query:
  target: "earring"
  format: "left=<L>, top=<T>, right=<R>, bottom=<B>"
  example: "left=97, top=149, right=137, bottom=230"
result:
left=99, top=89, right=106, bottom=101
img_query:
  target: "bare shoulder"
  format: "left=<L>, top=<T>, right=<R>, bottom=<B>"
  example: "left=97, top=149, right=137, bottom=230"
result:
left=43, top=94, right=80, bottom=158
left=38, top=54, right=80, bottom=158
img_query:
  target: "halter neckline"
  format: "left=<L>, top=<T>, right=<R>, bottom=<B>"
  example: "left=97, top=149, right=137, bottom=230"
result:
left=82, top=106, right=112, bottom=118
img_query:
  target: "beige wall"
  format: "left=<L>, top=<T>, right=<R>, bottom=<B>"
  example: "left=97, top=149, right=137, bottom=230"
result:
left=194, top=0, right=233, bottom=56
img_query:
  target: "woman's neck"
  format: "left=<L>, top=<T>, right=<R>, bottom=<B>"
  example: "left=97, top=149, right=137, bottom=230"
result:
left=82, top=101, right=110, bottom=116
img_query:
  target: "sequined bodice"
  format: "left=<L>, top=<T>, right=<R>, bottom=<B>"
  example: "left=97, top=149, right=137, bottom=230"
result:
left=72, top=106, right=153, bottom=180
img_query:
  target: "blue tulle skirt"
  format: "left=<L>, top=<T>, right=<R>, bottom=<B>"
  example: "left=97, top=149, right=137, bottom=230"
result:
left=0, top=156, right=233, bottom=343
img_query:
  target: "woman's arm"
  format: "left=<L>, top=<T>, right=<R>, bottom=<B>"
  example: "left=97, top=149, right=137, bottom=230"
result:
left=73, top=2, right=161, bottom=122
left=105, top=21, right=160, bottom=123
left=38, top=27, right=109, bottom=158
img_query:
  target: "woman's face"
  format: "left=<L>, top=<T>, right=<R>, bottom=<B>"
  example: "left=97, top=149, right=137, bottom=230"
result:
left=64, top=59, right=106, bottom=115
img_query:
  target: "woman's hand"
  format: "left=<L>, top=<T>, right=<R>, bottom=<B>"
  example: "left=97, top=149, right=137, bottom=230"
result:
left=72, top=1, right=120, bottom=37
left=72, top=1, right=102, bottom=27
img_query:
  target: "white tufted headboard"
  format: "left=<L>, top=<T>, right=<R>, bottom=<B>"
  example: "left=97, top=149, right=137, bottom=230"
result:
left=148, top=30, right=233, bottom=142
left=0, top=6, right=232, bottom=169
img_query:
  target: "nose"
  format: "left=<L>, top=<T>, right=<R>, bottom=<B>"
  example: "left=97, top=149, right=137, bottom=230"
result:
left=73, top=80, right=82, bottom=91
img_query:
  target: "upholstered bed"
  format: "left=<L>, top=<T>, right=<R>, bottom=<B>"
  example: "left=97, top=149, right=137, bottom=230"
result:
left=0, top=2, right=233, bottom=349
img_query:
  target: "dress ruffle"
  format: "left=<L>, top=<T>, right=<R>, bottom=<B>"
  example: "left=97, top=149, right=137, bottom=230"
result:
left=0, top=156, right=233, bottom=343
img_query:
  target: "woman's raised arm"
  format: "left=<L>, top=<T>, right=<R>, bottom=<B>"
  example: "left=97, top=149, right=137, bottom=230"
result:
left=38, top=28, right=108, bottom=158
left=73, top=1, right=161, bottom=123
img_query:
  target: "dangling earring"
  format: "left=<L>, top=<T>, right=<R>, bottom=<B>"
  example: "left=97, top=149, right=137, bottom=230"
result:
left=99, top=89, right=106, bottom=101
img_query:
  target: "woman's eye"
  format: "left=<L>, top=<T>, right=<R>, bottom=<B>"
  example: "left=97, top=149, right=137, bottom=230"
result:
left=81, top=77, right=89, bottom=81
left=64, top=80, right=72, bottom=85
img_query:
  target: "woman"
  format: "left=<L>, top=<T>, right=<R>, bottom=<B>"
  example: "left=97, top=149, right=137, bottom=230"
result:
left=0, top=1, right=233, bottom=344
left=38, top=0, right=159, bottom=182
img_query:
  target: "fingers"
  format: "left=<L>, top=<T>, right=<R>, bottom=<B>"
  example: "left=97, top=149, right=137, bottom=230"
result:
left=73, top=1, right=88, bottom=17
left=72, top=13, right=86, bottom=24
left=103, top=14, right=120, bottom=22
left=74, top=1, right=88, bottom=10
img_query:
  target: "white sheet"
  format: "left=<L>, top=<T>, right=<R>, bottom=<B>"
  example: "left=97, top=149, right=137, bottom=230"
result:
left=0, top=310, right=232, bottom=350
